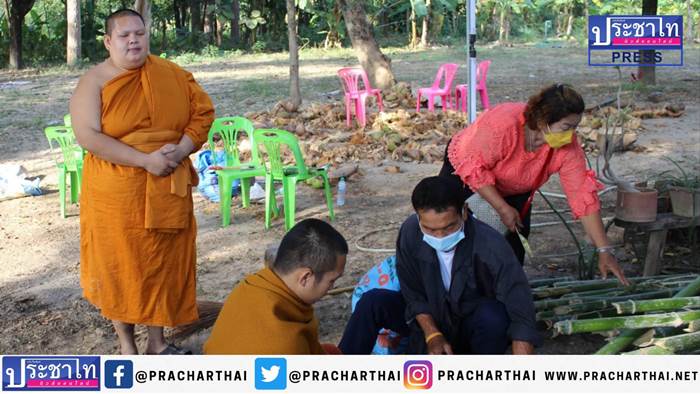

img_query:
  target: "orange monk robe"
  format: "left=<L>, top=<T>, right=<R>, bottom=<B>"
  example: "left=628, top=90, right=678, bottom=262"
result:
left=80, top=55, right=214, bottom=327
left=204, top=268, right=326, bottom=355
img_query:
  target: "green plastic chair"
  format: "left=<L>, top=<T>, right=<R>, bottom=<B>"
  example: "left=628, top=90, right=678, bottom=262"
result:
left=44, top=126, right=84, bottom=218
left=207, top=116, right=267, bottom=227
left=254, top=128, right=335, bottom=231
left=63, top=114, right=72, bottom=127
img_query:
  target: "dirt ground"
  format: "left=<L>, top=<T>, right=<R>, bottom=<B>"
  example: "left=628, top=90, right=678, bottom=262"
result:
left=1, top=45, right=698, bottom=355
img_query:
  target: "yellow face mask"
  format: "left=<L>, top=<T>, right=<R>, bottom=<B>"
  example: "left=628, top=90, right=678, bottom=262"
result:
left=544, top=126, right=574, bottom=149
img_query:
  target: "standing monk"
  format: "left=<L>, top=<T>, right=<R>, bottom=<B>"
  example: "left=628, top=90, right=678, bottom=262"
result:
left=70, top=9, right=215, bottom=355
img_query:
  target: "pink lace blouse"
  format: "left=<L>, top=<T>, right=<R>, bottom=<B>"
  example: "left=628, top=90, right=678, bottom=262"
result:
left=447, top=102, right=602, bottom=218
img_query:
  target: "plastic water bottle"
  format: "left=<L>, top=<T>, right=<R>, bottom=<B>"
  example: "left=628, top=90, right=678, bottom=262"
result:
left=336, top=177, right=346, bottom=207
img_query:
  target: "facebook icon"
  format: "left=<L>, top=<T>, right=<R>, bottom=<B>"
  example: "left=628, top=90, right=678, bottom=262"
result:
left=105, top=360, right=133, bottom=389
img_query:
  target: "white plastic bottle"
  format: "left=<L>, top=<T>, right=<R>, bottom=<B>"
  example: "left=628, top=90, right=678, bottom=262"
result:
left=336, top=177, right=346, bottom=207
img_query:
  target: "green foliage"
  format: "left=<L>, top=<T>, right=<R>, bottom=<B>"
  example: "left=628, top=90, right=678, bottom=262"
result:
left=2, top=0, right=699, bottom=68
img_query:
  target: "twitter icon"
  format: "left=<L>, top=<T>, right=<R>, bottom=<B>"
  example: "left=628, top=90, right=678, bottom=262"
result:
left=254, top=358, right=287, bottom=390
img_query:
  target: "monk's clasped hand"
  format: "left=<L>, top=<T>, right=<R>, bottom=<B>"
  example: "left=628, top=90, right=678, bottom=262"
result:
left=144, top=150, right=179, bottom=177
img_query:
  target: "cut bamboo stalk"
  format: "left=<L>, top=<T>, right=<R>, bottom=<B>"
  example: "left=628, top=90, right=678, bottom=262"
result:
left=551, top=274, right=694, bottom=288
left=529, top=277, right=575, bottom=287
left=596, top=276, right=700, bottom=354
left=555, top=300, right=610, bottom=316
left=534, top=288, right=680, bottom=312
left=554, top=310, right=700, bottom=336
left=651, top=331, right=700, bottom=352
left=632, top=329, right=656, bottom=347
left=686, top=320, right=700, bottom=332
left=612, top=297, right=700, bottom=314
left=533, top=282, right=623, bottom=299
left=623, top=346, right=675, bottom=355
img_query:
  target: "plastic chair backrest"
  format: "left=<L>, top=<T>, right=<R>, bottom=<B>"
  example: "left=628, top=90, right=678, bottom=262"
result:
left=207, top=117, right=260, bottom=167
left=476, top=60, right=491, bottom=90
left=254, top=128, right=309, bottom=179
left=45, top=126, right=81, bottom=171
left=431, top=63, right=459, bottom=91
left=338, top=67, right=367, bottom=95
left=64, top=114, right=72, bottom=127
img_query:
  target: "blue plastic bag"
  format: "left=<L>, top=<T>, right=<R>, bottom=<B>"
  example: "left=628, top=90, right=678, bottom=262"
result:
left=194, top=150, right=240, bottom=202
left=351, top=255, right=407, bottom=355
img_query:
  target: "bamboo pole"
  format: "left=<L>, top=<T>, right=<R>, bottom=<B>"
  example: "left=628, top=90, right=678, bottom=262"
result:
left=554, top=310, right=700, bottom=336
left=612, top=297, right=700, bottom=314
left=622, top=346, right=675, bottom=355
left=534, top=288, right=680, bottom=312
left=529, top=277, right=575, bottom=287
left=651, top=331, right=700, bottom=352
left=596, top=276, right=700, bottom=354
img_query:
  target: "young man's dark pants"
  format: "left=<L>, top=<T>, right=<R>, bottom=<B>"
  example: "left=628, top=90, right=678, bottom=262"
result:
left=338, top=289, right=510, bottom=355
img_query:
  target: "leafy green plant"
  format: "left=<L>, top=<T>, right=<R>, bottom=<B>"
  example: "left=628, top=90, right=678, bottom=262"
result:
left=656, top=157, right=700, bottom=190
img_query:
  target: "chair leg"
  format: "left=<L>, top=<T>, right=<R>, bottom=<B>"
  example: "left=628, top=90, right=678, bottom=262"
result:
left=58, top=167, right=66, bottom=218
left=345, top=97, right=352, bottom=127
left=240, top=177, right=251, bottom=208
left=358, top=97, right=367, bottom=127
left=264, top=174, right=275, bottom=229
left=428, top=95, right=435, bottom=112
left=282, top=176, right=297, bottom=231
left=76, top=165, right=83, bottom=200
left=376, top=93, right=384, bottom=112
left=219, top=175, right=234, bottom=227
left=481, top=89, right=490, bottom=110
left=321, top=173, right=335, bottom=221
left=69, top=170, right=79, bottom=204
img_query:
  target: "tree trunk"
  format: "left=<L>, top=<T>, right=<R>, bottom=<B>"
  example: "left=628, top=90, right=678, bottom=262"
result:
left=687, top=0, right=694, bottom=44
left=230, top=0, right=240, bottom=46
left=203, top=2, right=211, bottom=39
left=4, top=0, right=36, bottom=69
left=566, top=13, right=574, bottom=37
left=190, top=0, right=202, bottom=32
left=84, top=0, right=95, bottom=59
left=584, top=0, right=589, bottom=37
left=638, top=0, right=658, bottom=85
left=498, top=3, right=508, bottom=43
left=174, top=0, right=183, bottom=36
left=339, top=0, right=395, bottom=89
left=160, top=17, right=167, bottom=50
left=134, top=0, right=151, bottom=32
left=410, top=7, right=418, bottom=48
left=66, top=0, right=80, bottom=65
left=420, top=0, right=430, bottom=47
left=201, top=0, right=209, bottom=37
left=324, top=1, right=341, bottom=49
left=286, top=0, right=301, bottom=111
left=215, top=15, right=223, bottom=46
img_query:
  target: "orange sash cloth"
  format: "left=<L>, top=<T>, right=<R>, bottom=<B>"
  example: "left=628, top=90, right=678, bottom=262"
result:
left=79, top=55, right=214, bottom=326
left=204, top=268, right=326, bottom=355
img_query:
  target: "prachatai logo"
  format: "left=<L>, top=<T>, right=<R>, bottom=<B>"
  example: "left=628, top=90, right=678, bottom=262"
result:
left=2, top=356, right=100, bottom=391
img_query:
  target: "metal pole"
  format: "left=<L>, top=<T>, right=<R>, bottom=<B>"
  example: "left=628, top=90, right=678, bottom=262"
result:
left=467, top=0, right=477, bottom=123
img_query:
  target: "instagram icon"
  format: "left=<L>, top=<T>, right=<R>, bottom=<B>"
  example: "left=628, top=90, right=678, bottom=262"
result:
left=403, top=360, right=433, bottom=389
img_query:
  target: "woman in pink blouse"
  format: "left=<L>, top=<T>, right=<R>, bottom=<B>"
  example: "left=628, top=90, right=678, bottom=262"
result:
left=440, top=83, right=628, bottom=285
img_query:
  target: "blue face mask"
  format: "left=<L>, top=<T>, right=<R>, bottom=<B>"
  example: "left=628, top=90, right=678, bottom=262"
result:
left=421, top=225, right=465, bottom=252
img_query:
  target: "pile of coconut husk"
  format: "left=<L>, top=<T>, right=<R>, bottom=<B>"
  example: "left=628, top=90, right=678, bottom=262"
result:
left=578, top=100, right=685, bottom=154
left=244, top=82, right=469, bottom=167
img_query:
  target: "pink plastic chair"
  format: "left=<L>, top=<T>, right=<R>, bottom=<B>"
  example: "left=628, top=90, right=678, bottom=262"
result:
left=415, top=63, right=459, bottom=113
left=455, top=60, right=492, bottom=113
left=337, top=67, right=384, bottom=127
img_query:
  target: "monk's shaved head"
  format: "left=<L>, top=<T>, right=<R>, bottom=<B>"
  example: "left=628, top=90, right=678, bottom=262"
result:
left=105, top=9, right=145, bottom=35
left=273, top=219, right=348, bottom=277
